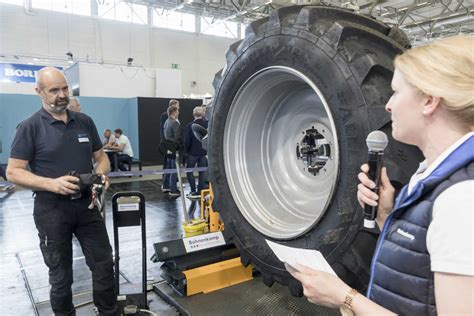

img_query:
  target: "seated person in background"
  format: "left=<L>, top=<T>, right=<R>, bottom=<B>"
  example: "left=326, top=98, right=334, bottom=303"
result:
left=113, top=129, right=134, bottom=171
left=184, top=106, right=208, bottom=199
left=103, top=129, right=117, bottom=170
left=0, top=165, right=6, bottom=180
left=68, top=97, right=81, bottom=112
left=102, top=129, right=116, bottom=149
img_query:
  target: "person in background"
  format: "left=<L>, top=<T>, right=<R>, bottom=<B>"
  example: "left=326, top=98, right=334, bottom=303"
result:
left=160, top=99, right=180, bottom=193
left=287, top=36, right=473, bottom=316
left=68, top=97, right=81, bottom=112
left=201, top=104, right=208, bottom=121
left=163, top=106, right=182, bottom=197
left=102, top=129, right=117, bottom=170
left=113, top=128, right=134, bottom=172
left=0, top=165, right=6, bottom=180
left=102, top=129, right=116, bottom=149
left=6, top=67, right=116, bottom=315
left=160, top=100, right=180, bottom=136
left=184, top=106, right=208, bottom=199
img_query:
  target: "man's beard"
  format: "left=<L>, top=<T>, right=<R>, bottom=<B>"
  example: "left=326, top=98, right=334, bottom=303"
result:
left=48, top=99, right=69, bottom=113
left=49, top=104, right=68, bottom=113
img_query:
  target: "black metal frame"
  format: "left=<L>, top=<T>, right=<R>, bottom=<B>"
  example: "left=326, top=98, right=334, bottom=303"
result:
left=112, top=191, right=148, bottom=310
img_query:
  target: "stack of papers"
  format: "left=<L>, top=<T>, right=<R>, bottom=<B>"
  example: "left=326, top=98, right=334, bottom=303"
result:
left=266, top=239, right=336, bottom=275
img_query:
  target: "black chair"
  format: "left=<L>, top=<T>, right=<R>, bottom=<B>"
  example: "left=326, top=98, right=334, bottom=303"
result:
left=125, top=157, right=143, bottom=177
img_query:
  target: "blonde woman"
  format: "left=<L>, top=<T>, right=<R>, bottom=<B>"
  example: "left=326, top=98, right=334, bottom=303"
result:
left=287, top=36, right=474, bottom=315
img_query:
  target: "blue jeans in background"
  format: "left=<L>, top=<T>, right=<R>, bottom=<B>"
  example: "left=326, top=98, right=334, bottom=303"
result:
left=186, top=155, right=208, bottom=193
left=166, top=158, right=178, bottom=192
left=162, top=156, right=170, bottom=189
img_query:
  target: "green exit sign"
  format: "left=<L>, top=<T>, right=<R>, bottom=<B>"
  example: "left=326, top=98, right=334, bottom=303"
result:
left=171, top=63, right=180, bottom=69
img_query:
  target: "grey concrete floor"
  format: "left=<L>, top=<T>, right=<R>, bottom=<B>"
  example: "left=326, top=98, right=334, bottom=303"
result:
left=0, top=176, right=339, bottom=316
left=0, top=178, right=193, bottom=315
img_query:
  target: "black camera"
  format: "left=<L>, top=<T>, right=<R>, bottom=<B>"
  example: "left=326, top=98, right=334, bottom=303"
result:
left=68, top=171, right=103, bottom=200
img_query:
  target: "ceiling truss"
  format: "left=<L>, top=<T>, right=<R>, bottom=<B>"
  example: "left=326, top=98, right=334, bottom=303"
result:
left=127, top=0, right=473, bottom=43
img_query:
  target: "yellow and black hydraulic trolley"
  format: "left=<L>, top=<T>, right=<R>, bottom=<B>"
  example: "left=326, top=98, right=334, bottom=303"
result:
left=151, top=181, right=253, bottom=298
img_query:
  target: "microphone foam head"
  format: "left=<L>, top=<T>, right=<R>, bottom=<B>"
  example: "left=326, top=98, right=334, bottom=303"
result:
left=366, top=131, right=388, bottom=152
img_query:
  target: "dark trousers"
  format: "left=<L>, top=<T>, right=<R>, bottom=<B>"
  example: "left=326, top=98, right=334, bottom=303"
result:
left=34, top=194, right=117, bottom=316
left=0, top=165, right=6, bottom=180
left=117, top=154, right=131, bottom=171
left=162, top=156, right=170, bottom=189
left=106, top=152, right=117, bottom=171
left=186, top=156, right=208, bottom=193
left=166, top=157, right=178, bottom=192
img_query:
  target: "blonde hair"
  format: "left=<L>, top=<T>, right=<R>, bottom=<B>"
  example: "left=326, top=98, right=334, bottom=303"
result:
left=193, top=106, right=204, bottom=118
left=394, top=35, right=474, bottom=129
left=169, top=99, right=179, bottom=107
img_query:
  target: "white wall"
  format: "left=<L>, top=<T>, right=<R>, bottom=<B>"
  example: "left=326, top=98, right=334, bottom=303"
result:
left=155, top=69, right=182, bottom=98
left=79, top=63, right=156, bottom=97
left=0, top=3, right=236, bottom=96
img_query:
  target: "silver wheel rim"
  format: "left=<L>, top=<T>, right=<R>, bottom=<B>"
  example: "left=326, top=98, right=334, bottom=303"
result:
left=223, top=66, right=339, bottom=240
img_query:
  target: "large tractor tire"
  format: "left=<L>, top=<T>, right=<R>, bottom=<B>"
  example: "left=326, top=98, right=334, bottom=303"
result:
left=208, top=5, right=421, bottom=296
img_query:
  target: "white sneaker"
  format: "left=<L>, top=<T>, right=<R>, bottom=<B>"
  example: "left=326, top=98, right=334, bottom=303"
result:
left=169, top=190, right=181, bottom=197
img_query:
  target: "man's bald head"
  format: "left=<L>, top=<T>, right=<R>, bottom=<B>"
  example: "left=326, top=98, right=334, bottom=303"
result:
left=36, top=67, right=66, bottom=90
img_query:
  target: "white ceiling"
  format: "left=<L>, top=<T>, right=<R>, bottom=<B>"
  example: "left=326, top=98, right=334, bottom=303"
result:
left=129, top=0, right=474, bottom=43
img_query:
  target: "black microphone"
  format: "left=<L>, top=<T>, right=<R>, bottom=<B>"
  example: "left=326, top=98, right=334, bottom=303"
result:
left=363, top=131, right=389, bottom=229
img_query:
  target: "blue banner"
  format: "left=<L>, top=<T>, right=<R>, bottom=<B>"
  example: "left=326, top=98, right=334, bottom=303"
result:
left=0, top=63, right=62, bottom=83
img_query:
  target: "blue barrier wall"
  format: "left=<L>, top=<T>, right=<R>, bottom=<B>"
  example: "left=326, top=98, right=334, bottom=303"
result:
left=0, top=94, right=139, bottom=164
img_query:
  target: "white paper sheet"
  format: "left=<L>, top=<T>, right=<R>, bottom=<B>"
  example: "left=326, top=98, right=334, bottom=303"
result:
left=266, top=239, right=336, bottom=275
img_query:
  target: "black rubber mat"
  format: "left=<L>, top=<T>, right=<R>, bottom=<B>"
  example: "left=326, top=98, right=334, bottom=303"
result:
left=154, top=276, right=340, bottom=316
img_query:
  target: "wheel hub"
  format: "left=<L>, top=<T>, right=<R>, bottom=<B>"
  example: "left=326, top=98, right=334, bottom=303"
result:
left=297, top=127, right=332, bottom=176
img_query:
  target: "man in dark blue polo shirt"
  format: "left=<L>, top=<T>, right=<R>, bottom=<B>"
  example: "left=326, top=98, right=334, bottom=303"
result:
left=6, top=67, right=117, bottom=316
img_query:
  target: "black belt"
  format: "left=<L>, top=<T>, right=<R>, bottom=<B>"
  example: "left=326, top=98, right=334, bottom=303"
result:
left=34, top=190, right=91, bottom=200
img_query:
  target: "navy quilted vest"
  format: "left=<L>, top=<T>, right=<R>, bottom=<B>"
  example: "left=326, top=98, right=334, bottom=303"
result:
left=367, top=135, right=474, bottom=315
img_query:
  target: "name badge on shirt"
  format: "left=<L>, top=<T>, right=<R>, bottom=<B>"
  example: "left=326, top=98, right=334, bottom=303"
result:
left=78, top=134, right=89, bottom=143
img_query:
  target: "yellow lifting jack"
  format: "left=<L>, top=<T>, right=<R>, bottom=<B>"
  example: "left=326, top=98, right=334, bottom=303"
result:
left=182, top=183, right=224, bottom=237
left=181, top=184, right=251, bottom=296
left=153, top=157, right=252, bottom=296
